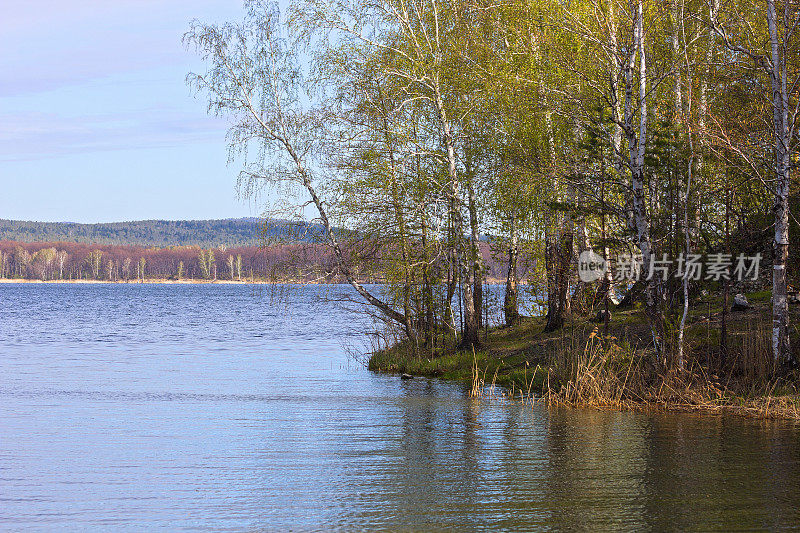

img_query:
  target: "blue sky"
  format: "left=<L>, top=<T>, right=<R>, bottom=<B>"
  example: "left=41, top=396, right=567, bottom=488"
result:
left=0, top=1, right=267, bottom=223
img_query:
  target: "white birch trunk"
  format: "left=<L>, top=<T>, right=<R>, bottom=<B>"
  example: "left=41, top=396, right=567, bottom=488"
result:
left=767, top=0, right=792, bottom=364
left=625, top=0, right=663, bottom=356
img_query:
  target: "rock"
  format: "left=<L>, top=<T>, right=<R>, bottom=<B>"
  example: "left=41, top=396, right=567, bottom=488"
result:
left=590, top=310, right=610, bottom=323
left=400, top=373, right=414, bottom=380
left=732, top=293, right=750, bottom=311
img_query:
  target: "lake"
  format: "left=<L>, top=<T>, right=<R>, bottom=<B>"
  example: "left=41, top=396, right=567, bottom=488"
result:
left=1, top=284, right=798, bottom=531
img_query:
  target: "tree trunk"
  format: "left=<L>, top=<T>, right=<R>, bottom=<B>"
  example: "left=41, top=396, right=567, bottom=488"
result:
left=451, top=184, right=478, bottom=347
left=444, top=202, right=457, bottom=334
left=767, top=0, right=792, bottom=366
left=282, top=139, right=408, bottom=327
left=384, top=108, right=417, bottom=346
left=568, top=188, right=590, bottom=312
left=720, top=185, right=731, bottom=367
left=504, top=216, right=520, bottom=326
left=467, top=177, right=483, bottom=331
left=460, top=249, right=479, bottom=347
left=542, top=63, right=567, bottom=333
left=544, top=224, right=563, bottom=332
left=558, top=230, right=573, bottom=318
left=676, top=7, right=692, bottom=373
left=626, top=0, right=664, bottom=358
left=670, top=0, right=682, bottom=120
left=421, top=217, right=435, bottom=349
left=544, top=228, right=571, bottom=332
left=434, top=84, right=478, bottom=348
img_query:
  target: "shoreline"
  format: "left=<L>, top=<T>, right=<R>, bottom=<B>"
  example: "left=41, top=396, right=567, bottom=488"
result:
left=0, top=277, right=508, bottom=286
left=369, top=294, right=800, bottom=420
left=372, top=342, right=800, bottom=420
left=0, top=278, right=361, bottom=285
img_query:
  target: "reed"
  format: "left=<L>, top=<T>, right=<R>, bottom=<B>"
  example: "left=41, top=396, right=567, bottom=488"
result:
left=510, top=325, right=800, bottom=419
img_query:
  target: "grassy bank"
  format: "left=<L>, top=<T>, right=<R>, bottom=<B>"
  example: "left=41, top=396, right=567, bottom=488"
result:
left=369, top=291, right=800, bottom=419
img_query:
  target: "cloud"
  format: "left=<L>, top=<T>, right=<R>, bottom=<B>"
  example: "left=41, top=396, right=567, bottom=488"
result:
left=0, top=108, right=228, bottom=162
left=0, top=0, right=241, bottom=96
left=0, top=1, right=245, bottom=160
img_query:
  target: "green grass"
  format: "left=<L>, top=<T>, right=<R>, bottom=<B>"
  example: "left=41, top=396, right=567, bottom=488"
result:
left=746, top=289, right=772, bottom=303
left=369, top=332, right=550, bottom=392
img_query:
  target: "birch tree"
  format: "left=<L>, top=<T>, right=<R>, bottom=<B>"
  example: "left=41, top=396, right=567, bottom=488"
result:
left=88, top=250, right=103, bottom=280
left=227, top=254, right=235, bottom=280
left=187, top=0, right=408, bottom=326
left=292, top=0, right=484, bottom=346
left=122, top=257, right=131, bottom=282
left=709, top=0, right=799, bottom=366
left=555, top=0, right=679, bottom=358
left=56, top=250, right=68, bottom=280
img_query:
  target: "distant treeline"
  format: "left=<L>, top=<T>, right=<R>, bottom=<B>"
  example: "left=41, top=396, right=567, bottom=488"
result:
left=0, top=218, right=326, bottom=247
left=0, top=241, right=334, bottom=282
left=0, top=240, right=511, bottom=282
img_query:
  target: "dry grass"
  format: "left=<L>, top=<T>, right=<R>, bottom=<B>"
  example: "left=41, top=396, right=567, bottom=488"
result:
left=523, top=326, right=800, bottom=419
left=540, top=327, right=644, bottom=408
left=461, top=324, right=800, bottom=420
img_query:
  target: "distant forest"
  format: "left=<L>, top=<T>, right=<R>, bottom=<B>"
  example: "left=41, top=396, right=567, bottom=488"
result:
left=0, top=240, right=509, bottom=283
left=0, top=218, right=324, bottom=247
left=0, top=241, right=335, bottom=282
left=0, top=218, right=514, bottom=282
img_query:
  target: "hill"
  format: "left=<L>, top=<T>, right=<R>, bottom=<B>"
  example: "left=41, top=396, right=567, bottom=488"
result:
left=0, top=218, right=322, bottom=247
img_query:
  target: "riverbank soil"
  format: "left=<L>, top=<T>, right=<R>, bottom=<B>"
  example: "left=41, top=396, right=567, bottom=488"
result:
left=370, top=290, right=800, bottom=419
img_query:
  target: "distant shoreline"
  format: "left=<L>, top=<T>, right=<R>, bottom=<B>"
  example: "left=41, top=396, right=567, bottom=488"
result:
left=0, top=278, right=319, bottom=285
left=0, top=277, right=508, bottom=285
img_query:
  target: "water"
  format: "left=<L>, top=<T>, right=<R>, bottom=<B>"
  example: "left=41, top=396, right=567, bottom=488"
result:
left=1, top=284, right=798, bottom=531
